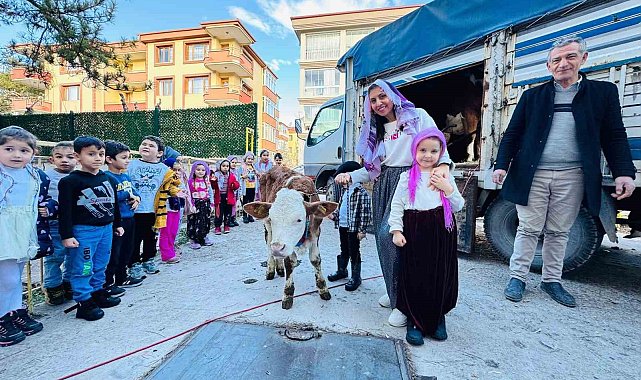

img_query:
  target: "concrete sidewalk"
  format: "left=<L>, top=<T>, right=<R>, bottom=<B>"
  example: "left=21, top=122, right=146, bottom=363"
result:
left=2, top=219, right=640, bottom=379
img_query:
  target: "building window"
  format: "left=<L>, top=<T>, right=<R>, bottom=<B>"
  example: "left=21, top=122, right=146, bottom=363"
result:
left=157, top=46, right=173, bottom=64
left=305, top=32, right=340, bottom=60
left=304, top=69, right=340, bottom=97
left=303, top=105, right=320, bottom=125
left=187, top=43, right=208, bottom=61
left=264, top=96, right=277, bottom=119
left=158, top=79, right=173, bottom=96
left=264, top=71, right=277, bottom=94
left=187, top=76, right=209, bottom=94
left=64, top=85, right=80, bottom=101
left=346, top=28, right=374, bottom=50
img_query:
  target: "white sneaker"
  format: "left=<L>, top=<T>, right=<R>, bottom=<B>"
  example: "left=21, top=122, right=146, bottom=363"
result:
left=378, top=294, right=391, bottom=308
left=388, top=308, right=407, bottom=327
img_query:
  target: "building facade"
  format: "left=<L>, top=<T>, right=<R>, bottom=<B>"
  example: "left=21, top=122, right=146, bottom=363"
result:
left=291, top=6, right=420, bottom=127
left=9, top=20, right=279, bottom=151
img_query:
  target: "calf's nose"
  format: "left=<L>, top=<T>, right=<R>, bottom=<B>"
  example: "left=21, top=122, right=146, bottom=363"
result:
left=270, top=242, right=286, bottom=254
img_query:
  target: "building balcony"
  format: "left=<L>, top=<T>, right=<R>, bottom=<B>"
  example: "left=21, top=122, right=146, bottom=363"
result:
left=10, top=67, right=48, bottom=89
left=103, top=102, right=147, bottom=112
left=10, top=97, right=51, bottom=114
left=202, top=21, right=255, bottom=45
left=204, top=85, right=252, bottom=106
left=124, top=71, right=148, bottom=85
left=204, top=49, right=253, bottom=78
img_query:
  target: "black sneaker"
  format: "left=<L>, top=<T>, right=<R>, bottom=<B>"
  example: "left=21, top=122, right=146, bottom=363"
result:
left=91, top=289, right=121, bottom=308
left=120, top=276, right=143, bottom=288
left=44, top=285, right=66, bottom=306
left=9, top=309, right=43, bottom=336
left=63, top=281, right=73, bottom=300
left=504, top=278, right=526, bottom=302
left=540, top=282, right=576, bottom=308
left=106, top=285, right=126, bottom=297
left=76, top=299, right=104, bottom=321
left=0, top=312, right=26, bottom=347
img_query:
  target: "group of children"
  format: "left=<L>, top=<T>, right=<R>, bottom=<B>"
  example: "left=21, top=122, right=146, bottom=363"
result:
left=0, top=126, right=288, bottom=347
left=0, top=121, right=463, bottom=348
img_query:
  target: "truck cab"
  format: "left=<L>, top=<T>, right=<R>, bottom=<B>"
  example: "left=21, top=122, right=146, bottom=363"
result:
left=303, top=95, right=345, bottom=199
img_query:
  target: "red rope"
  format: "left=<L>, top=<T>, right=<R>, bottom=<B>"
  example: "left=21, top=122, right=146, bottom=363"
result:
left=57, top=275, right=383, bottom=379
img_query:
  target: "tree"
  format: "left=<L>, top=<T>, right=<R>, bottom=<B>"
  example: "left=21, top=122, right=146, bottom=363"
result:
left=0, top=72, right=44, bottom=113
left=0, top=0, right=149, bottom=92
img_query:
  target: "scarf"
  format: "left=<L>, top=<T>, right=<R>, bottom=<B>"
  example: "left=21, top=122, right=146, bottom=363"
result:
left=408, top=128, right=454, bottom=231
left=355, top=79, right=421, bottom=181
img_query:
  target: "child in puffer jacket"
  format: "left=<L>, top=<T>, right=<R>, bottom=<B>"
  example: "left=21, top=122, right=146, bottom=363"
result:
left=211, top=159, right=240, bottom=235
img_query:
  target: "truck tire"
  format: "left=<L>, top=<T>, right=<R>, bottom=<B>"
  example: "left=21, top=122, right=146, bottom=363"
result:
left=484, top=198, right=603, bottom=273
left=325, top=176, right=337, bottom=202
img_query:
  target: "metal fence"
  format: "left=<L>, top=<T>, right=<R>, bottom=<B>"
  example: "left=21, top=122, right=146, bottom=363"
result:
left=0, top=103, right=258, bottom=157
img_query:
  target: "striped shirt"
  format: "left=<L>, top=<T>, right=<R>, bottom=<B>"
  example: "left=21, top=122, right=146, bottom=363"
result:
left=538, top=78, right=583, bottom=170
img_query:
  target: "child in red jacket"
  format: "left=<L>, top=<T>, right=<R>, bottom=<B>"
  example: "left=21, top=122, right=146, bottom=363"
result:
left=211, top=159, right=240, bottom=234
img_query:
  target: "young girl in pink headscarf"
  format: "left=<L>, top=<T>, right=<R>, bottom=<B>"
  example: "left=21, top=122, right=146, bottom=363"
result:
left=389, top=128, right=464, bottom=346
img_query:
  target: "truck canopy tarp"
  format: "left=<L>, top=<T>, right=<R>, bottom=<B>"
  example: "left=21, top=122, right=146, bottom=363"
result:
left=337, top=0, right=584, bottom=81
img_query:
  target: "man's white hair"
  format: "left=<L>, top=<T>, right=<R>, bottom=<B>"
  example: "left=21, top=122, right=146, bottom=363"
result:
left=547, top=35, right=588, bottom=62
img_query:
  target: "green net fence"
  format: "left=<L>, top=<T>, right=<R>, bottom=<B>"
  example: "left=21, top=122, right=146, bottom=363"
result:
left=0, top=103, right=258, bottom=158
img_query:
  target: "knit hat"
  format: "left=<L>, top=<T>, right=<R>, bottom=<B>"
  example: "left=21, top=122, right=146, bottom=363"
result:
left=334, top=161, right=362, bottom=177
left=163, top=157, right=177, bottom=168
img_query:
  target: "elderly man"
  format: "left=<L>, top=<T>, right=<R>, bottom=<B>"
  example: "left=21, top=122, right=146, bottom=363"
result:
left=492, top=35, right=636, bottom=307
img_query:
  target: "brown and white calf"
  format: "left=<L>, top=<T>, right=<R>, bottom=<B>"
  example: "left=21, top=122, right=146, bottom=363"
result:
left=244, top=166, right=337, bottom=309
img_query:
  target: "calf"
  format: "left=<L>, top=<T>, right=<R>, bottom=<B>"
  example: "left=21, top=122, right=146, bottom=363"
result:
left=244, top=166, right=337, bottom=309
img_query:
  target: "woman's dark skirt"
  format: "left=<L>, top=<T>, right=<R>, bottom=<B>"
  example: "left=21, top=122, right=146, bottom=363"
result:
left=396, top=207, right=458, bottom=336
left=373, top=165, right=410, bottom=309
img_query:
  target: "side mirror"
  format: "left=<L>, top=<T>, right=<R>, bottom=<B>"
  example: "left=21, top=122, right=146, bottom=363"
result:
left=294, top=118, right=306, bottom=141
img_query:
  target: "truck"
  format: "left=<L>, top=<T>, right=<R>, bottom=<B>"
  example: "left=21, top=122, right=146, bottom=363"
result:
left=301, top=0, right=641, bottom=272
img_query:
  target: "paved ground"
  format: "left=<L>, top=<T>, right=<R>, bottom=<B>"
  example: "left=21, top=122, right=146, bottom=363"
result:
left=1, top=219, right=640, bottom=380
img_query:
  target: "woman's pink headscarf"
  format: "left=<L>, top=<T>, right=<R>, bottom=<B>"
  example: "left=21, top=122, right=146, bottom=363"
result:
left=408, top=128, right=454, bottom=231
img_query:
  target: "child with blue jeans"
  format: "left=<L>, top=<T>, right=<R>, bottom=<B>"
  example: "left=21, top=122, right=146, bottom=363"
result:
left=0, top=126, right=44, bottom=347
left=59, top=136, right=123, bottom=321
left=43, top=141, right=76, bottom=305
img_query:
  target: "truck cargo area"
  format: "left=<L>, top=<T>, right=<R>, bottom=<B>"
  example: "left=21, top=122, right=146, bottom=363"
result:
left=398, top=63, right=484, bottom=165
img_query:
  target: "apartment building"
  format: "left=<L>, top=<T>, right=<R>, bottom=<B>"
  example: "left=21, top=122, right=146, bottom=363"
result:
left=291, top=5, right=420, bottom=127
left=9, top=20, right=279, bottom=151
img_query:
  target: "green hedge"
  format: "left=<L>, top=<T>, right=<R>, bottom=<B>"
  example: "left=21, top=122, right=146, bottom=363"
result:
left=0, top=103, right=258, bottom=158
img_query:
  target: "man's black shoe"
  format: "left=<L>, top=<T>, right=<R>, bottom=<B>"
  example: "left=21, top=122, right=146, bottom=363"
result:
left=504, top=278, right=525, bottom=302
left=540, top=282, right=576, bottom=308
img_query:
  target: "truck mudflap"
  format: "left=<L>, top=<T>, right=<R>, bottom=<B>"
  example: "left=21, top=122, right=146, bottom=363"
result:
left=455, top=175, right=478, bottom=254
left=600, top=189, right=619, bottom=243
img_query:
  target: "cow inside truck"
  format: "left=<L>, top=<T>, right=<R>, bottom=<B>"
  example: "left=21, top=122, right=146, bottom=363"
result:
left=397, top=64, right=485, bottom=164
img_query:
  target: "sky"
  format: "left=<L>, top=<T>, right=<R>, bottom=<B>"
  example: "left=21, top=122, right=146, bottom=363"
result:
left=2, top=0, right=418, bottom=124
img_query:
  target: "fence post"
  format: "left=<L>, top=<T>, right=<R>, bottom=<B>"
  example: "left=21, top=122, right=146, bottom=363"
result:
left=68, top=111, right=75, bottom=139
left=253, top=124, right=258, bottom=154
left=152, top=107, right=160, bottom=136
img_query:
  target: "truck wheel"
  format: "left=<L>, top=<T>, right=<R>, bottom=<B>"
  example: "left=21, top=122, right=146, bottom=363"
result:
left=483, top=198, right=603, bottom=273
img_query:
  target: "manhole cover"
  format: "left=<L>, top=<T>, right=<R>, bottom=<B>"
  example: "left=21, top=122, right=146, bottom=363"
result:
left=147, top=322, right=411, bottom=380
left=284, top=328, right=320, bottom=341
